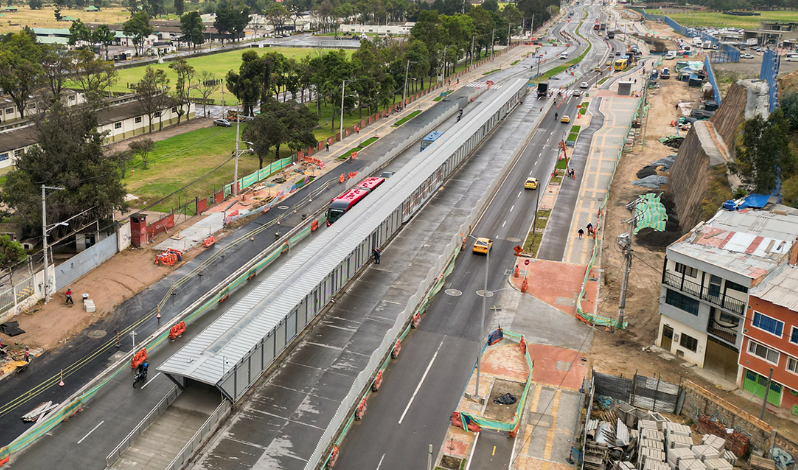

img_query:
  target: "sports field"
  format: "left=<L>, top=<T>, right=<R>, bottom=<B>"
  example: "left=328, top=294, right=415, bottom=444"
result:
left=113, top=47, right=355, bottom=102
left=643, top=9, right=798, bottom=30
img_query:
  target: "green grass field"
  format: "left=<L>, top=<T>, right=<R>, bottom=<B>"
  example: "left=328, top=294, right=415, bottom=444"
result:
left=643, top=9, right=798, bottom=29
left=123, top=125, right=270, bottom=209
left=112, top=47, right=355, bottom=102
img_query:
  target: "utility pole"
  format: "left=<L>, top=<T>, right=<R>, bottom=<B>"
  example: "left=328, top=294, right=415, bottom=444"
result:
left=760, top=368, right=774, bottom=420
left=470, top=36, right=475, bottom=67
left=41, top=185, right=65, bottom=304
left=234, top=102, right=240, bottom=196
left=490, top=28, right=495, bottom=59
left=617, top=201, right=638, bottom=329
left=476, top=243, right=489, bottom=399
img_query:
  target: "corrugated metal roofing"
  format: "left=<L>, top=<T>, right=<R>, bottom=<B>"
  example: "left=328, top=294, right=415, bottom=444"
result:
left=750, top=264, right=798, bottom=311
left=159, top=79, right=529, bottom=385
left=669, top=209, right=798, bottom=281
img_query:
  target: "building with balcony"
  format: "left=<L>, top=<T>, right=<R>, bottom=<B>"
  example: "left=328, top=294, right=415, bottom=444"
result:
left=656, top=207, right=798, bottom=382
left=743, top=21, right=798, bottom=47
left=739, top=265, right=798, bottom=413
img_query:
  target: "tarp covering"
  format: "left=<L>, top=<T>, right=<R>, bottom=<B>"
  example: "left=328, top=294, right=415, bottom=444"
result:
left=635, top=193, right=668, bottom=233
left=738, top=193, right=770, bottom=209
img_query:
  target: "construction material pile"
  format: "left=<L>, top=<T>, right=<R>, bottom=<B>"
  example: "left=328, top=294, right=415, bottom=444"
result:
left=659, top=136, right=684, bottom=149
left=155, top=248, right=183, bottom=267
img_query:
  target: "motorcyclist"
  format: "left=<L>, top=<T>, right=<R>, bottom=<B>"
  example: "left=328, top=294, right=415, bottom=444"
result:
left=555, top=112, right=558, bottom=120
left=137, top=361, right=148, bottom=375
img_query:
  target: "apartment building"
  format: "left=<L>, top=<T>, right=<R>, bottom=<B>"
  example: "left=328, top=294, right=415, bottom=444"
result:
left=656, top=207, right=798, bottom=382
left=740, top=265, right=798, bottom=413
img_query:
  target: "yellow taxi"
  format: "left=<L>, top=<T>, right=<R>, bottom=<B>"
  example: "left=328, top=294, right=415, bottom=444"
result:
left=524, top=177, right=538, bottom=189
left=472, top=237, right=493, bottom=254
left=561, top=115, right=571, bottom=123
left=605, top=61, right=612, bottom=66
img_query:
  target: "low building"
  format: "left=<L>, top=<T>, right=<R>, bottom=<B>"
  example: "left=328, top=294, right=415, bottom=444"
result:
left=340, top=22, right=414, bottom=36
left=0, top=90, right=86, bottom=128
left=0, top=95, right=195, bottom=173
left=743, top=21, right=798, bottom=47
left=656, top=207, right=798, bottom=382
left=739, top=265, right=798, bottom=412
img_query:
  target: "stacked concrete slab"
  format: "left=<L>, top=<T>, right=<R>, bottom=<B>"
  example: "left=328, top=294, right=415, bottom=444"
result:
left=638, top=420, right=667, bottom=470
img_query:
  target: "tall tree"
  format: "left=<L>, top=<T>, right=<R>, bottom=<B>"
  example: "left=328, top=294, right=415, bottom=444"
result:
left=40, top=44, right=76, bottom=102
left=264, top=3, right=289, bottom=34
left=180, top=11, right=205, bottom=50
left=214, top=6, right=235, bottom=43
left=232, top=6, right=251, bottom=42
left=0, top=235, right=26, bottom=274
left=72, top=49, right=118, bottom=103
left=243, top=98, right=319, bottom=167
left=68, top=19, right=93, bottom=48
left=0, top=101, right=127, bottom=234
left=133, top=66, right=170, bottom=133
left=0, top=31, right=43, bottom=119
left=123, top=11, right=153, bottom=56
left=192, top=70, right=219, bottom=117
left=174, top=0, right=184, bottom=16
left=28, top=0, right=43, bottom=9
left=169, top=58, right=195, bottom=124
left=732, top=109, right=796, bottom=194
left=94, top=24, right=116, bottom=61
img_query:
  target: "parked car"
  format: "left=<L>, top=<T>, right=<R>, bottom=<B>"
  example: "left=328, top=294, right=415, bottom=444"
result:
left=214, top=119, right=232, bottom=127
left=742, top=53, right=754, bottom=59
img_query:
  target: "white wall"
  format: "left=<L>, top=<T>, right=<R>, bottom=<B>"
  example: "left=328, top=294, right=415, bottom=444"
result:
left=658, top=316, right=709, bottom=367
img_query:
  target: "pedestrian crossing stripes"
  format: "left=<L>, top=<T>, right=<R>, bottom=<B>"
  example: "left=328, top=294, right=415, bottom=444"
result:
left=464, top=82, right=503, bottom=89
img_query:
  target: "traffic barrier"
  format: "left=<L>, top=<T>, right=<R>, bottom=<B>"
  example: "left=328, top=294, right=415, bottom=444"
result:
left=391, top=340, right=401, bottom=359
left=130, top=348, right=147, bottom=369
left=311, top=220, right=319, bottom=232
left=354, top=398, right=367, bottom=421
left=410, top=312, right=421, bottom=329
left=371, top=371, right=383, bottom=392
left=169, top=321, right=186, bottom=340
left=514, top=265, right=519, bottom=278
left=521, top=278, right=528, bottom=293
left=347, top=172, right=357, bottom=180
left=519, top=336, right=527, bottom=354
left=326, top=446, right=339, bottom=468
left=451, top=412, right=481, bottom=432
left=204, top=236, right=215, bottom=247
left=339, top=174, right=345, bottom=184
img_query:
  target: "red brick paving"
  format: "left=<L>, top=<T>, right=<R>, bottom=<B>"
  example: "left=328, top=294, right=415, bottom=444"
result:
left=509, top=258, right=598, bottom=317
left=526, top=344, right=587, bottom=391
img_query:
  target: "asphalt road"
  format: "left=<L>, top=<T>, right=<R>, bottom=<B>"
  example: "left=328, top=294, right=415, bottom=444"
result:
left=332, top=5, right=612, bottom=470
left=0, top=89, right=463, bottom=450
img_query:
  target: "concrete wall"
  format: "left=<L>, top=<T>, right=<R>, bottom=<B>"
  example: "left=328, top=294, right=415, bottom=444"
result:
left=54, top=232, right=118, bottom=291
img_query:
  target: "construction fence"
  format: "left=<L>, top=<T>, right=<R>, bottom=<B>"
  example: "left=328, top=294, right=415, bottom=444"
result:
left=592, top=371, right=679, bottom=414
left=704, top=56, right=722, bottom=104
left=760, top=49, right=780, bottom=113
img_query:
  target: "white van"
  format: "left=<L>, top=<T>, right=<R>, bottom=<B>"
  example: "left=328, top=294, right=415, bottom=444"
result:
left=692, top=38, right=703, bottom=48
left=787, top=53, right=798, bottom=62
left=665, top=51, right=676, bottom=60
left=559, top=51, right=569, bottom=59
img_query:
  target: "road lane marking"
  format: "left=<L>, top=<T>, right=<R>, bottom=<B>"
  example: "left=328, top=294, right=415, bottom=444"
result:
left=464, top=432, right=481, bottom=470
left=502, top=221, right=507, bottom=227
left=376, top=454, right=385, bottom=470
left=140, top=372, right=161, bottom=389
left=77, top=421, right=104, bottom=444
left=493, top=446, right=497, bottom=456
left=398, top=339, right=444, bottom=425
left=510, top=205, right=514, bottom=212
left=517, top=191, right=521, bottom=198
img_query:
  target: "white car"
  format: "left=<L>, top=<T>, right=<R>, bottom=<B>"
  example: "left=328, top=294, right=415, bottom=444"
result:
left=742, top=53, right=754, bottom=59
left=580, top=82, right=589, bottom=89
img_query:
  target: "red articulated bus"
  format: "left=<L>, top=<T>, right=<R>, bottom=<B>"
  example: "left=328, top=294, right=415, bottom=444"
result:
left=327, top=177, right=386, bottom=226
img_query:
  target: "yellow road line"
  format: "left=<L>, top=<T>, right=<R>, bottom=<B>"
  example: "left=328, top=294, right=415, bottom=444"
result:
left=543, top=389, right=562, bottom=461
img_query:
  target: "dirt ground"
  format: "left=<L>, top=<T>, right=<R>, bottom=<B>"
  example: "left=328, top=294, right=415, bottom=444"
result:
left=1, top=214, right=214, bottom=352
left=586, top=27, right=798, bottom=441
left=483, top=379, right=526, bottom=422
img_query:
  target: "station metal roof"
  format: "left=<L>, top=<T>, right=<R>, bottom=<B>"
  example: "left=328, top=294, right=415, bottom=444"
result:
left=159, top=78, right=529, bottom=386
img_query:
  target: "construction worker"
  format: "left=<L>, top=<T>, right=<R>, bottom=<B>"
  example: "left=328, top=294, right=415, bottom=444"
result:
left=24, top=346, right=30, bottom=362
left=65, top=287, right=74, bottom=305
left=372, top=248, right=381, bottom=265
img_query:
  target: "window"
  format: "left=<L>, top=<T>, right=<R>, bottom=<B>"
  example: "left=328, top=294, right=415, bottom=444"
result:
left=68, top=95, right=75, bottom=101
left=171, top=107, right=177, bottom=113
left=791, top=326, right=798, bottom=345
left=29, top=104, right=35, bottom=109
left=726, top=280, right=748, bottom=293
left=135, top=117, right=142, bottom=123
left=114, top=122, right=122, bottom=129
left=708, top=275, right=722, bottom=299
left=13, top=149, right=22, bottom=157
left=748, top=340, right=780, bottom=364
left=788, top=356, right=798, bottom=375
left=0, top=153, right=8, bottom=161
left=675, top=262, right=698, bottom=278
left=154, top=111, right=161, bottom=117
left=680, top=333, right=698, bottom=352
left=752, top=311, right=784, bottom=337
left=5, top=108, right=13, bottom=114
left=665, top=289, right=699, bottom=315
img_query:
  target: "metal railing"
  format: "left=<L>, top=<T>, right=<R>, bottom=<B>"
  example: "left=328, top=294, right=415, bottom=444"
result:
left=106, top=386, right=181, bottom=467
left=707, top=317, right=739, bottom=345
left=166, top=399, right=232, bottom=470
left=663, top=272, right=746, bottom=315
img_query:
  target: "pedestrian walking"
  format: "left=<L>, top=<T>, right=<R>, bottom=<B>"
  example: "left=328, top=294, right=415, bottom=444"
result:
left=572, top=169, right=576, bottom=179
left=578, top=229, right=584, bottom=239
left=325, top=142, right=329, bottom=152
left=65, top=287, right=74, bottom=305
left=372, top=248, right=381, bottom=264
left=24, top=346, right=30, bottom=362
left=355, top=126, right=359, bottom=134
left=587, top=223, right=593, bottom=235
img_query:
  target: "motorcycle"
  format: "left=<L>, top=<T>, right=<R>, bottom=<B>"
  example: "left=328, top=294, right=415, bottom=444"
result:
left=133, top=370, right=148, bottom=388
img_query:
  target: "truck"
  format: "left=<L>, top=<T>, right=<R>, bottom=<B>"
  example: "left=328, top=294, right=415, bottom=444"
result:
left=600, top=23, right=607, bottom=31
left=661, top=67, right=671, bottom=79
left=593, top=22, right=600, bottom=30
left=537, top=82, right=548, bottom=99
left=607, top=30, right=615, bottom=39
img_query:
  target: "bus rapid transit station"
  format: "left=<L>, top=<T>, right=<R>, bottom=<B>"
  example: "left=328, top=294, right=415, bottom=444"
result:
left=158, top=78, right=529, bottom=407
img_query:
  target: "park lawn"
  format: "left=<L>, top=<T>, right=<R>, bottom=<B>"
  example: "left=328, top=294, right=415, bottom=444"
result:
left=110, top=47, right=355, bottom=102
left=643, top=9, right=798, bottom=29
left=123, top=125, right=292, bottom=209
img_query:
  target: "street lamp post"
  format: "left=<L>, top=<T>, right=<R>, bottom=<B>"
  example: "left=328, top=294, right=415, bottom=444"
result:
left=41, top=185, right=66, bottom=304
left=402, top=59, right=418, bottom=108
left=467, top=234, right=490, bottom=400
left=232, top=112, right=254, bottom=198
